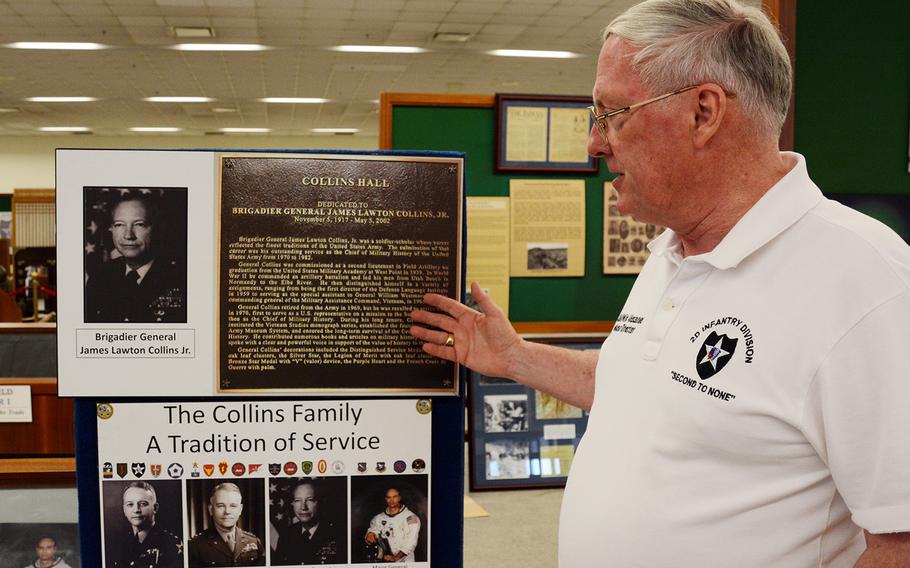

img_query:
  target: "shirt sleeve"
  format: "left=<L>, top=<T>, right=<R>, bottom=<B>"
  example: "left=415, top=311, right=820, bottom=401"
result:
left=398, top=512, right=421, bottom=555
left=801, top=288, right=910, bottom=533
left=367, top=513, right=382, bottom=536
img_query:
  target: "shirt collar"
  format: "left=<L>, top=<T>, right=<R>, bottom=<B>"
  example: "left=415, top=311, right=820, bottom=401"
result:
left=648, top=152, right=823, bottom=269
left=124, top=259, right=154, bottom=283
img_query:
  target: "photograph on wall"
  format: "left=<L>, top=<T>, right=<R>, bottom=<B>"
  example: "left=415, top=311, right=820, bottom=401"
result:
left=469, top=335, right=603, bottom=490
left=484, top=439, right=531, bottom=480
left=186, top=478, right=267, bottom=567
left=483, top=393, right=529, bottom=433
left=92, top=399, right=432, bottom=566
left=350, top=475, right=428, bottom=564
left=603, top=181, right=664, bottom=275
left=217, top=154, right=463, bottom=393
left=100, top=479, right=183, bottom=568
left=535, top=390, right=583, bottom=419
left=526, top=242, right=568, bottom=270
left=83, top=186, right=188, bottom=323
left=269, top=477, right=347, bottom=566
left=0, top=523, right=80, bottom=568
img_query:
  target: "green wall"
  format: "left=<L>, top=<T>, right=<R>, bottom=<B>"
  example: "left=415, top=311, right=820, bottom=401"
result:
left=392, top=1, right=910, bottom=322
left=795, top=1, right=910, bottom=195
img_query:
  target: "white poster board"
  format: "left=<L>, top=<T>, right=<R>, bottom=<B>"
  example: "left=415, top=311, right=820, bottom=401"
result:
left=96, top=398, right=432, bottom=567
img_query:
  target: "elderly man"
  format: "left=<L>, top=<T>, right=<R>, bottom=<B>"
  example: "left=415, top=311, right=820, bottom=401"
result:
left=363, top=487, right=420, bottom=563
left=188, top=483, right=264, bottom=567
left=273, top=479, right=343, bottom=565
left=410, top=0, right=910, bottom=566
left=23, top=536, right=72, bottom=568
left=111, top=481, right=182, bottom=568
left=85, top=195, right=186, bottom=323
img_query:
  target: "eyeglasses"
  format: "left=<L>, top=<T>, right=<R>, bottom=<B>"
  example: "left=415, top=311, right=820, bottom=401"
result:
left=588, top=85, right=698, bottom=143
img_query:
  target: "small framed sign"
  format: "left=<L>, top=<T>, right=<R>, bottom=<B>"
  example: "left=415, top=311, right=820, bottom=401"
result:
left=495, top=94, right=598, bottom=173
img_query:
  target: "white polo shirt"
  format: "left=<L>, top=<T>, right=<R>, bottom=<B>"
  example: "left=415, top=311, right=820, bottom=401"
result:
left=559, top=153, right=910, bottom=567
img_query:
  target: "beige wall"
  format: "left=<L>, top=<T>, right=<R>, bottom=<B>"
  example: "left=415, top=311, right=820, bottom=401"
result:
left=0, top=134, right=379, bottom=194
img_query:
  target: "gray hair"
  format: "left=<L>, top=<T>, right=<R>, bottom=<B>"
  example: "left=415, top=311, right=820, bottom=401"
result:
left=604, top=0, right=791, bottom=136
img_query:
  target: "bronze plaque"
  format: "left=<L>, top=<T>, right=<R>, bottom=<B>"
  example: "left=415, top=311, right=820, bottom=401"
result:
left=217, top=154, right=462, bottom=393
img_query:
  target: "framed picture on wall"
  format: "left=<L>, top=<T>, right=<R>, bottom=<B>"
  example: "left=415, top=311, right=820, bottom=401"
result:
left=467, top=333, right=607, bottom=491
left=495, top=94, right=599, bottom=173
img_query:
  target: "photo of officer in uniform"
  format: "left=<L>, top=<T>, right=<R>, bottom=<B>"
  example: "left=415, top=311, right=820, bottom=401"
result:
left=350, top=475, right=427, bottom=564
left=83, top=187, right=187, bottom=323
left=101, top=480, right=183, bottom=568
left=23, top=535, right=74, bottom=568
left=271, top=477, right=346, bottom=565
left=186, top=480, right=265, bottom=567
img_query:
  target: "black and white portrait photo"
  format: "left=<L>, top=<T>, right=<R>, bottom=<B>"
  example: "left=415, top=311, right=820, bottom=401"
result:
left=0, top=523, right=80, bottom=568
left=101, top=480, right=183, bottom=568
left=83, top=186, right=188, bottom=323
left=185, top=479, right=266, bottom=567
left=269, top=477, right=347, bottom=566
left=350, top=475, right=427, bottom=564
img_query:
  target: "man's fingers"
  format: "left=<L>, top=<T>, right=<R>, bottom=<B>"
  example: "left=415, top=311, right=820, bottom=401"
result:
left=409, top=309, right=456, bottom=332
left=470, top=282, right=501, bottom=315
left=421, top=342, right=458, bottom=363
left=409, top=325, right=453, bottom=347
left=422, top=292, right=472, bottom=318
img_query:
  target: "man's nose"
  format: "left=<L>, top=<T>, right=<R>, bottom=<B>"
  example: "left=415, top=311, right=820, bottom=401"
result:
left=587, top=125, right=611, bottom=158
left=124, top=226, right=136, bottom=239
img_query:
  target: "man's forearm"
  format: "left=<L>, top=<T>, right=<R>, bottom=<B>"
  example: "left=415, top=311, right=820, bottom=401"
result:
left=506, top=340, right=599, bottom=410
left=855, top=531, right=910, bottom=567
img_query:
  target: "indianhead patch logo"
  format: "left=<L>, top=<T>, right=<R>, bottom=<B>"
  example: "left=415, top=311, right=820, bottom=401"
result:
left=696, top=332, right=738, bottom=380
left=131, top=463, right=145, bottom=478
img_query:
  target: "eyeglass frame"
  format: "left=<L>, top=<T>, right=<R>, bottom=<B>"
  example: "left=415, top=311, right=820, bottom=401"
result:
left=588, top=85, right=699, bottom=143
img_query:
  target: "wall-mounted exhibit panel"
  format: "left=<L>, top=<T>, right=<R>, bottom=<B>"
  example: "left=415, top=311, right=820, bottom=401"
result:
left=56, top=150, right=464, bottom=397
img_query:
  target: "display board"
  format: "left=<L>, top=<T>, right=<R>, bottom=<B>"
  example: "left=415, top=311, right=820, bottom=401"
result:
left=75, top=397, right=464, bottom=567
left=467, top=335, right=605, bottom=491
left=56, top=149, right=463, bottom=397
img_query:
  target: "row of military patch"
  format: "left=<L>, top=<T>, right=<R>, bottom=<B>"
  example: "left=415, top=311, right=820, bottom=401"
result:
left=102, top=458, right=428, bottom=480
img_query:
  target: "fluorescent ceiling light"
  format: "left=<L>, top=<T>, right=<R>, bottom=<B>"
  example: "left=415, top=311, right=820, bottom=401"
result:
left=433, top=32, right=471, bottom=43
left=27, top=96, right=97, bottom=102
left=259, top=97, right=329, bottom=104
left=130, top=127, right=182, bottom=132
left=220, top=127, right=271, bottom=133
left=212, top=107, right=238, bottom=113
left=0, top=108, right=19, bottom=113
left=487, top=49, right=580, bottom=59
left=8, top=42, right=107, bottom=50
left=333, top=45, right=426, bottom=54
left=173, top=43, right=268, bottom=52
left=40, top=126, right=90, bottom=132
left=311, top=128, right=359, bottom=134
left=145, top=96, right=213, bottom=103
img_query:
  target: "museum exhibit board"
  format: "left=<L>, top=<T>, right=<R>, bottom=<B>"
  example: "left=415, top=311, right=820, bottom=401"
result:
left=54, top=149, right=466, bottom=567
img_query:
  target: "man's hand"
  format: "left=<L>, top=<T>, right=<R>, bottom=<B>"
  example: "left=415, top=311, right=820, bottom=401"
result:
left=410, top=282, right=523, bottom=379
left=365, top=532, right=377, bottom=544
left=854, top=531, right=910, bottom=567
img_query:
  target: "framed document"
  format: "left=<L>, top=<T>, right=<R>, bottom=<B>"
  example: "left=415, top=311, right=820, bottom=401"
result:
left=467, top=333, right=606, bottom=491
left=495, top=94, right=598, bottom=173
left=56, top=150, right=463, bottom=396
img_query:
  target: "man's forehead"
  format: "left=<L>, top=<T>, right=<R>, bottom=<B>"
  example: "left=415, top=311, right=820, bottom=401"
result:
left=123, top=487, right=154, bottom=500
left=213, top=489, right=242, bottom=503
left=112, top=200, right=148, bottom=218
left=593, top=36, right=645, bottom=104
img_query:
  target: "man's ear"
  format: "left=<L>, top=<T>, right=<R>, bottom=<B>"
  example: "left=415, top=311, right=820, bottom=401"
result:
left=692, top=83, right=727, bottom=148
